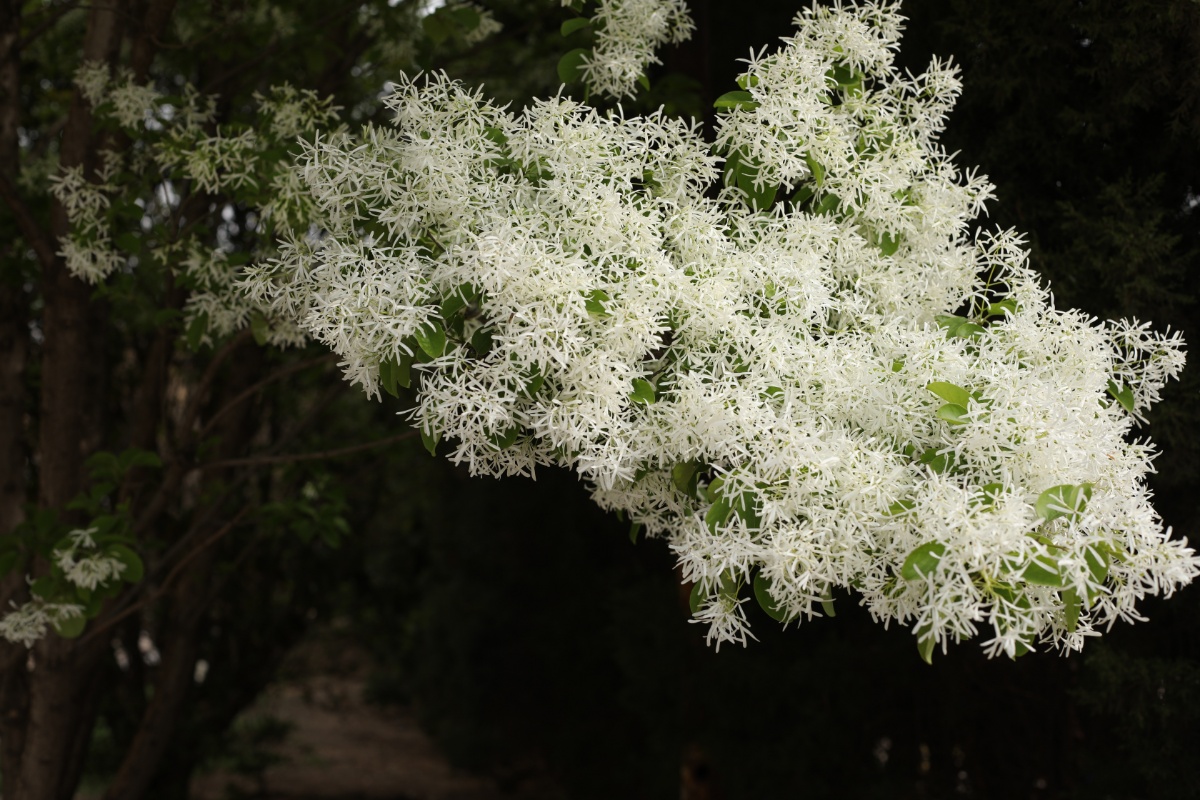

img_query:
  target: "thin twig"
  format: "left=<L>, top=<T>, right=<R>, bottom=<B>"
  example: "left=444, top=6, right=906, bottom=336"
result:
left=199, top=353, right=338, bottom=439
left=177, top=328, right=254, bottom=438
left=79, top=506, right=250, bottom=648
left=200, top=430, right=419, bottom=471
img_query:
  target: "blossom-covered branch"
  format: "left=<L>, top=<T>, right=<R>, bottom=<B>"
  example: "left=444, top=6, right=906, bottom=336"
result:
left=243, top=0, right=1197, bottom=659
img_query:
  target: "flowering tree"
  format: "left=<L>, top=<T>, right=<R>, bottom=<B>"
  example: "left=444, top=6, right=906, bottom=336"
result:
left=244, top=0, right=1196, bottom=661
left=1, top=0, right=1197, bottom=797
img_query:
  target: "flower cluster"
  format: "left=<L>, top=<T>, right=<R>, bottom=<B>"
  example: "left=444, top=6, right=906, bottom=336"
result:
left=238, top=1, right=1198, bottom=658
left=53, top=527, right=128, bottom=591
left=0, top=527, right=129, bottom=647
left=56, top=64, right=338, bottom=347
left=563, top=0, right=694, bottom=98
left=0, top=599, right=85, bottom=649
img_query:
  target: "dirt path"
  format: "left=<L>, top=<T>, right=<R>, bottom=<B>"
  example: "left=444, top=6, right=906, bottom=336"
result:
left=190, top=673, right=510, bottom=800
left=187, top=633, right=559, bottom=800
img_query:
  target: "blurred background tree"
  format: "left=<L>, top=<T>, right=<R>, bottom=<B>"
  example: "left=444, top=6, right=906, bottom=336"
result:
left=2, top=1, right=1198, bottom=799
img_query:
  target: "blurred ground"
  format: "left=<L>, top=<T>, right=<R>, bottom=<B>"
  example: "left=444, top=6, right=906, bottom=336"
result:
left=185, top=629, right=560, bottom=800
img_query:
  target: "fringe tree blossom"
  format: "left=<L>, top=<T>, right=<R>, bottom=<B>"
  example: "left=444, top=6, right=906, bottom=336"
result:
left=0, top=528, right=126, bottom=647
left=53, top=527, right=128, bottom=592
left=53, top=64, right=340, bottom=344
left=0, top=599, right=86, bottom=649
left=562, top=0, right=694, bottom=98
left=243, top=0, right=1198, bottom=660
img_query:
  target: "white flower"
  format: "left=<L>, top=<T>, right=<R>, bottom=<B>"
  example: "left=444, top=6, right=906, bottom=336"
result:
left=574, top=0, right=695, bottom=98
left=231, top=0, right=1198, bottom=657
left=0, top=600, right=85, bottom=648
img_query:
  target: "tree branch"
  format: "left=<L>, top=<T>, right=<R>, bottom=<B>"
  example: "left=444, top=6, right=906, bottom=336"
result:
left=200, top=430, right=419, bottom=471
left=79, top=506, right=250, bottom=649
left=198, top=352, right=337, bottom=439
left=176, top=328, right=253, bottom=440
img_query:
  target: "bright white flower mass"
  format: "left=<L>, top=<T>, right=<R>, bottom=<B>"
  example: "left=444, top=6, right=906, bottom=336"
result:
left=563, top=0, right=695, bottom=98
left=244, top=0, right=1194, bottom=659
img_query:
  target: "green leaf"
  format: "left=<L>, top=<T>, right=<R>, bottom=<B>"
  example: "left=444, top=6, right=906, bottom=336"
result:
left=916, top=633, right=936, bottom=666
left=936, top=403, right=969, bottom=425
left=420, top=427, right=439, bottom=457
left=1106, top=380, right=1135, bottom=414
left=820, top=588, right=836, bottom=618
left=935, top=314, right=968, bottom=335
left=250, top=312, right=269, bottom=346
left=630, top=378, right=656, bottom=405
left=637, top=74, right=650, bottom=91
left=886, top=499, right=915, bottom=516
left=1035, top=483, right=1093, bottom=523
left=107, top=544, right=144, bottom=583
left=753, top=573, right=788, bottom=622
left=917, top=628, right=936, bottom=665
left=953, top=322, right=986, bottom=339
left=878, top=232, right=900, bottom=256
left=688, top=581, right=706, bottom=615
left=1062, top=587, right=1082, bottom=632
left=713, top=90, right=759, bottom=110
left=483, top=130, right=508, bottom=156
left=30, top=576, right=57, bottom=600
left=557, top=48, right=589, bottom=84
left=828, top=63, right=861, bottom=90
left=470, top=326, right=494, bottom=355
left=414, top=322, right=447, bottom=359
left=803, top=153, right=825, bottom=187
left=629, top=521, right=642, bottom=544
left=119, top=448, right=162, bottom=471
left=523, top=368, right=545, bottom=398
left=812, top=192, right=841, bottom=216
left=53, top=614, right=86, bottom=639
left=704, top=498, right=732, bottom=533
left=185, top=312, right=208, bottom=351
left=738, top=171, right=777, bottom=211
left=379, top=354, right=413, bottom=398
left=901, top=542, right=946, bottom=581
left=488, top=424, right=521, bottom=451
left=927, top=381, right=970, bottom=408
left=733, top=491, right=762, bottom=529
left=585, top=288, right=610, bottom=317
left=1022, top=555, right=1064, bottom=587
left=986, top=299, right=1018, bottom=318
left=422, top=12, right=451, bottom=44
left=978, top=482, right=1004, bottom=506
left=449, top=4, right=480, bottom=30
left=671, top=461, right=701, bottom=497
left=791, top=185, right=815, bottom=207
left=916, top=447, right=953, bottom=474
left=560, top=17, right=590, bottom=36
left=440, top=293, right=468, bottom=322
left=1085, top=546, right=1110, bottom=585
left=955, top=323, right=984, bottom=340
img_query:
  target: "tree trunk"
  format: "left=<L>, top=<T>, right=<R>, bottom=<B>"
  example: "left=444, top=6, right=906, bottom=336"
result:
left=0, top=3, right=124, bottom=798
